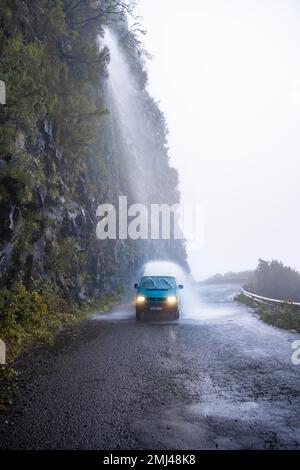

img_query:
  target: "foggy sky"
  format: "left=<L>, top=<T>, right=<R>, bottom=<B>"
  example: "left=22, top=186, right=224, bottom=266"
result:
left=135, top=0, right=300, bottom=280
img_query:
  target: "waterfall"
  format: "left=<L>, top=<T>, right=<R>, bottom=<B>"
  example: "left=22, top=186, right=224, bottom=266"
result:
left=96, top=27, right=189, bottom=275
left=102, top=28, right=151, bottom=205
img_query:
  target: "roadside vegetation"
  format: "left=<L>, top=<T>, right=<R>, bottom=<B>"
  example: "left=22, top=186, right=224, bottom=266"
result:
left=0, top=282, right=120, bottom=362
left=236, top=259, right=300, bottom=333
left=236, top=292, right=300, bottom=333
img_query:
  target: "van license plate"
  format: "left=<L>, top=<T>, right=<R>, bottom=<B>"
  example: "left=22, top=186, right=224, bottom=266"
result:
left=150, top=306, right=162, bottom=311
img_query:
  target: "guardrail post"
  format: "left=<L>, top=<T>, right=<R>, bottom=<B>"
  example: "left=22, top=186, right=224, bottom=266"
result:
left=0, top=339, right=6, bottom=365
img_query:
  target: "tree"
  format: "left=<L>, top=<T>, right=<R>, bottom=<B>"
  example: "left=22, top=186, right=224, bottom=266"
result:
left=63, top=0, right=137, bottom=29
left=248, top=259, right=300, bottom=302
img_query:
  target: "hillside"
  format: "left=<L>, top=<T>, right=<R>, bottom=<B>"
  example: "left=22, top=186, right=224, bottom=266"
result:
left=0, top=0, right=187, bottom=356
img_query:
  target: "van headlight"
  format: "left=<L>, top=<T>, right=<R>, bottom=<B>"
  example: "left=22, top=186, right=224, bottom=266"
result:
left=167, top=296, right=177, bottom=304
left=136, top=295, right=146, bottom=304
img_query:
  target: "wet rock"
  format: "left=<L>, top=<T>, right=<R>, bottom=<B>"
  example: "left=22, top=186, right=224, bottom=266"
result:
left=78, top=290, right=87, bottom=302
left=32, top=236, right=46, bottom=274
left=65, top=202, right=87, bottom=232
left=59, top=38, right=72, bottom=54
left=31, top=133, right=45, bottom=155
left=57, top=273, right=65, bottom=288
left=58, top=177, right=65, bottom=196
left=36, top=185, right=47, bottom=206
left=70, top=275, right=78, bottom=290
left=45, top=206, right=64, bottom=224
left=0, top=203, right=19, bottom=240
left=44, top=227, right=55, bottom=242
left=76, top=173, right=87, bottom=196
left=0, top=243, right=12, bottom=277
left=54, top=147, right=63, bottom=161
left=114, top=239, right=126, bottom=262
left=8, top=205, right=19, bottom=231
left=42, top=119, right=53, bottom=141
left=2, top=154, right=18, bottom=164
left=74, top=237, right=86, bottom=252
left=15, top=131, right=25, bottom=150
left=0, top=176, right=25, bottom=202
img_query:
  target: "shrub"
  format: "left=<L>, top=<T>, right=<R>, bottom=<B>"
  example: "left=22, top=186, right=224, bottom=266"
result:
left=0, top=283, right=76, bottom=360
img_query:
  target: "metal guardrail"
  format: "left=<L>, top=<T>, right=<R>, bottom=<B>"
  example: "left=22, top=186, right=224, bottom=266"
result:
left=241, top=289, right=300, bottom=307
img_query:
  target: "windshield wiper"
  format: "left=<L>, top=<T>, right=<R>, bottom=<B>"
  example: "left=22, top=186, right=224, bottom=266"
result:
left=163, top=280, right=173, bottom=288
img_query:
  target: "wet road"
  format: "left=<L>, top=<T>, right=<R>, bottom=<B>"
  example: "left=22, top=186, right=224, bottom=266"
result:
left=0, top=283, right=299, bottom=449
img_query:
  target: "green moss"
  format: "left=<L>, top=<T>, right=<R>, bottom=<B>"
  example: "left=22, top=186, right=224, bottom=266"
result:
left=0, top=0, right=109, bottom=192
left=53, top=237, right=76, bottom=273
left=0, top=34, right=47, bottom=136
left=0, top=150, right=39, bottom=203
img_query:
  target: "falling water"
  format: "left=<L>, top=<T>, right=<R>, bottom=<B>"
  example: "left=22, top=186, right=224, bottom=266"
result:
left=142, top=261, right=203, bottom=319
left=143, top=261, right=242, bottom=321
left=96, top=31, right=209, bottom=320
left=102, top=28, right=151, bottom=204
left=97, top=31, right=203, bottom=319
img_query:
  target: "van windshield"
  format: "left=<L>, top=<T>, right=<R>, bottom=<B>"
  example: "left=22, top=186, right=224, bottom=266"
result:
left=139, top=276, right=176, bottom=290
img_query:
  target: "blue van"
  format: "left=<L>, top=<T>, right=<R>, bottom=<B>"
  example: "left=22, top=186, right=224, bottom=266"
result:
left=134, top=276, right=183, bottom=321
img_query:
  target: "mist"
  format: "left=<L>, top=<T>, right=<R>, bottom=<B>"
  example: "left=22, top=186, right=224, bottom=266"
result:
left=143, top=261, right=204, bottom=320
left=136, top=0, right=300, bottom=280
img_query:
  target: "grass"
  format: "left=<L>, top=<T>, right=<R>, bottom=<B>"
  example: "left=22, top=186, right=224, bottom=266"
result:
left=235, top=293, right=300, bottom=333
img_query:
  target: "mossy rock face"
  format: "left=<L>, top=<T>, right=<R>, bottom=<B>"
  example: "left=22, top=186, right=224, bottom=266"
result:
left=0, top=0, right=188, bottom=306
left=1, top=176, right=26, bottom=200
left=0, top=0, right=190, bottom=362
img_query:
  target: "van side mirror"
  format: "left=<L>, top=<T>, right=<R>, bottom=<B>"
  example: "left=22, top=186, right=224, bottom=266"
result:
left=178, top=284, right=184, bottom=289
left=134, top=283, right=138, bottom=289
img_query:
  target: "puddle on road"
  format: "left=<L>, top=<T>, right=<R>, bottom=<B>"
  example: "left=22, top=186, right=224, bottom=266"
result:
left=130, top=397, right=300, bottom=449
left=91, top=307, right=133, bottom=321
